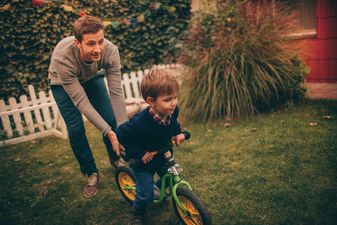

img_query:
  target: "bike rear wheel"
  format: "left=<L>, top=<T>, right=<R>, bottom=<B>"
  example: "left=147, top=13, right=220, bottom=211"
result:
left=115, top=166, right=136, bottom=204
left=172, top=188, right=212, bottom=225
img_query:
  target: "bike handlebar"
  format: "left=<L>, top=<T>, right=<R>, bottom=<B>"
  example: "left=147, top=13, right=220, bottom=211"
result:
left=182, top=131, right=191, bottom=140
left=119, top=131, right=191, bottom=167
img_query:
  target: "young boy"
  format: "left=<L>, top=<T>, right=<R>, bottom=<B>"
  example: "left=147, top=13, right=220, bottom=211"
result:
left=116, top=68, right=186, bottom=225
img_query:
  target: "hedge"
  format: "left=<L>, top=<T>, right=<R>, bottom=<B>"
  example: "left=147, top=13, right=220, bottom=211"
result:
left=0, top=0, right=190, bottom=99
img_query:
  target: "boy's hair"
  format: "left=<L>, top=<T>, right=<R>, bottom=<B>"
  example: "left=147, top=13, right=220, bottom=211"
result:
left=73, top=15, right=104, bottom=42
left=141, top=68, right=179, bottom=100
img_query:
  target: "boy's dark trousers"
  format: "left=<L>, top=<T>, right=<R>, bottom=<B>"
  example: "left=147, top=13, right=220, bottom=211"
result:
left=51, top=76, right=117, bottom=176
left=131, top=156, right=169, bottom=213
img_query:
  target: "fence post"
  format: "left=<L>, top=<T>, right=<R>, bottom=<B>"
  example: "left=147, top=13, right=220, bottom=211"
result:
left=8, top=97, right=24, bottom=136
left=39, top=91, right=52, bottom=129
left=129, top=71, right=140, bottom=99
left=19, top=95, right=35, bottom=134
left=28, top=85, right=45, bottom=132
left=0, top=100, right=13, bottom=138
left=122, top=73, right=133, bottom=101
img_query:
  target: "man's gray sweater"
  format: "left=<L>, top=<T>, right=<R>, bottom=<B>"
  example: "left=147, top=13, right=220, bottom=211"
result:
left=48, top=36, right=127, bottom=135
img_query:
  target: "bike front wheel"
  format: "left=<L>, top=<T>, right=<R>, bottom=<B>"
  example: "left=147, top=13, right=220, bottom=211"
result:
left=172, top=188, right=212, bottom=225
left=115, top=166, right=136, bottom=204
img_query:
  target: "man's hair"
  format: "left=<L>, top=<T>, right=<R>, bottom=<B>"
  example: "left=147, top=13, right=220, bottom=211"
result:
left=73, top=15, right=104, bottom=42
left=141, top=68, right=179, bottom=101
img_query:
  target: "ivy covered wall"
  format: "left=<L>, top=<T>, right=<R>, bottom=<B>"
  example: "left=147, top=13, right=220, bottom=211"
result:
left=0, top=0, right=191, bottom=99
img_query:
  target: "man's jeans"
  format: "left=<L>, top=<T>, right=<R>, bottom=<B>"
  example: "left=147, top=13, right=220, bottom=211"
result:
left=51, top=76, right=117, bottom=175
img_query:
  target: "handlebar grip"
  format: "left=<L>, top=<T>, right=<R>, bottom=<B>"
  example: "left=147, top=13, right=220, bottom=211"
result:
left=182, top=131, right=191, bottom=140
left=128, top=158, right=142, bottom=168
left=128, top=151, right=157, bottom=167
left=119, top=149, right=129, bottom=162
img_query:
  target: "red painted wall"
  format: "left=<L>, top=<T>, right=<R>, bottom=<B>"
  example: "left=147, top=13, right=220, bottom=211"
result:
left=304, top=0, right=337, bottom=83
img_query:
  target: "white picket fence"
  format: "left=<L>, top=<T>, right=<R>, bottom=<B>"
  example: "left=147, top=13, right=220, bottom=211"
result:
left=0, top=86, right=67, bottom=147
left=0, top=64, right=181, bottom=147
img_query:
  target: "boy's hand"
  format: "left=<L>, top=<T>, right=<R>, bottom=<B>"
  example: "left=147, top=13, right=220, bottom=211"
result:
left=142, top=151, right=153, bottom=164
left=106, top=130, right=123, bottom=156
left=172, top=133, right=185, bottom=146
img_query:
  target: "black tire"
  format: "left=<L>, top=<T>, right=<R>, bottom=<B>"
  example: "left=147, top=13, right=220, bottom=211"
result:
left=172, top=188, right=212, bottom=225
left=115, top=166, right=136, bottom=205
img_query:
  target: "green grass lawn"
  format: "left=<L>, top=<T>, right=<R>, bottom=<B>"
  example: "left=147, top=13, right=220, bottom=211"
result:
left=1, top=100, right=336, bottom=225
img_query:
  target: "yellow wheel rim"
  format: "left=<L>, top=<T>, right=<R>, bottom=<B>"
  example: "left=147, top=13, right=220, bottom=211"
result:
left=118, top=172, right=136, bottom=202
left=176, top=196, right=203, bottom=225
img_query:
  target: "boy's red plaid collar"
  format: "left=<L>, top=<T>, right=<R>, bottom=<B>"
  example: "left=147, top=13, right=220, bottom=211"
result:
left=149, top=107, right=171, bottom=125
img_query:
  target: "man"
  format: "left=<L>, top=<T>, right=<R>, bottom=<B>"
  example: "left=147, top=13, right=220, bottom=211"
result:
left=48, top=15, right=127, bottom=198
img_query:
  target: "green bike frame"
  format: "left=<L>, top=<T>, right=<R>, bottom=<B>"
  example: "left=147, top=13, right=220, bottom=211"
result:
left=123, top=172, right=193, bottom=215
left=154, top=173, right=193, bottom=216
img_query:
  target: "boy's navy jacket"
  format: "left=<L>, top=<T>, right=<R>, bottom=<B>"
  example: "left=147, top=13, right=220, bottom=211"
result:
left=116, top=106, right=182, bottom=159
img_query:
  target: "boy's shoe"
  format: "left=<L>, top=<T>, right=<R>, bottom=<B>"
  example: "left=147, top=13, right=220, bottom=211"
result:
left=83, top=173, right=99, bottom=198
left=131, top=213, right=144, bottom=225
left=153, top=184, right=169, bottom=201
left=110, top=157, right=127, bottom=168
left=131, top=208, right=145, bottom=225
left=153, top=184, right=161, bottom=200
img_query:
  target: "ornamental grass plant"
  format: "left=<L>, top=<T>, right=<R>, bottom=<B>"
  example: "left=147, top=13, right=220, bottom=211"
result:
left=177, top=0, right=309, bottom=121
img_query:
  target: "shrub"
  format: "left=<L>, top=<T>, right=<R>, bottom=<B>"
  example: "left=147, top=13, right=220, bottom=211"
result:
left=177, top=0, right=309, bottom=121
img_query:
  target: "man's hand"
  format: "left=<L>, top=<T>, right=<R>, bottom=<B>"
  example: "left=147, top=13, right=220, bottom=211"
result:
left=172, top=133, right=185, bottom=146
left=106, top=130, right=123, bottom=156
left=141, top=151, right=154, bottom=164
